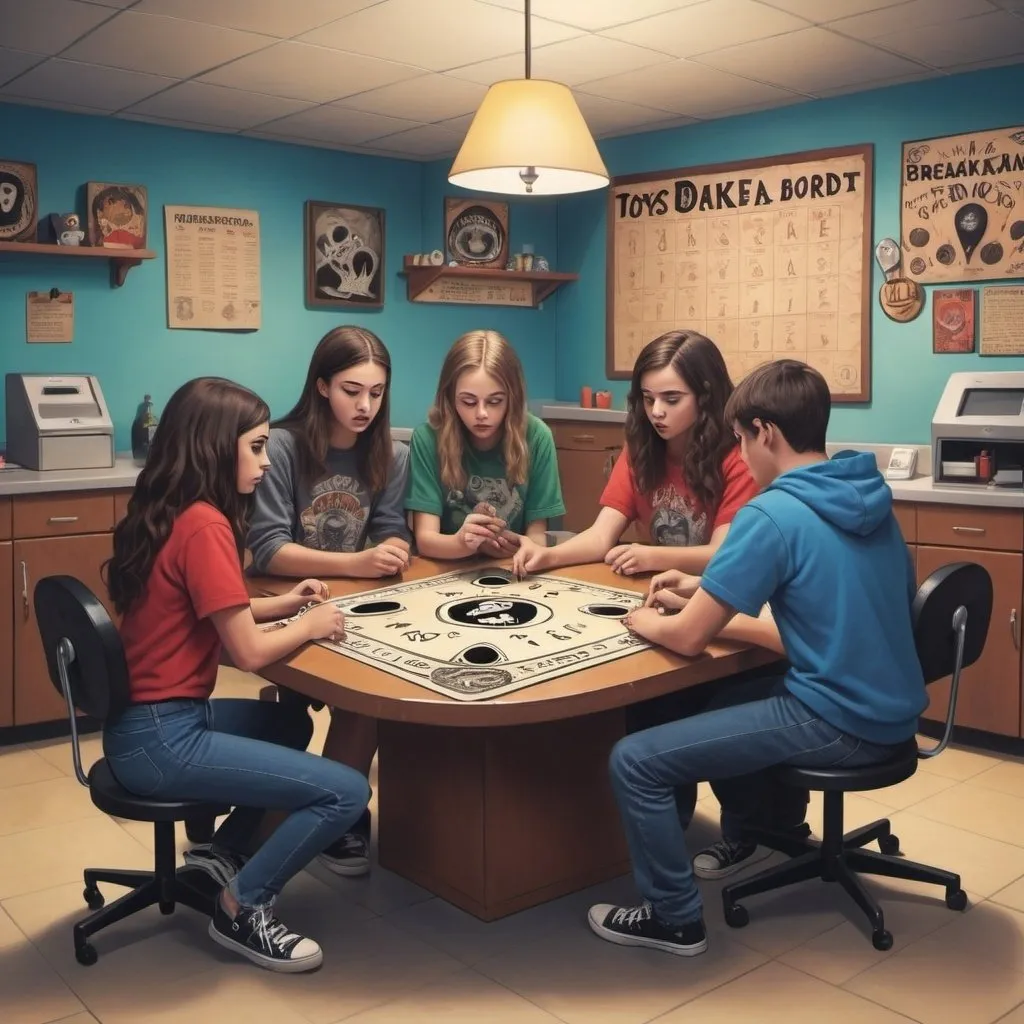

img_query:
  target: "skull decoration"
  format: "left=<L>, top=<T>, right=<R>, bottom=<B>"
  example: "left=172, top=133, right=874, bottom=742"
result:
left=313, top=208, right=381, bottom=301
left=0, top=163, right=36, bottom=242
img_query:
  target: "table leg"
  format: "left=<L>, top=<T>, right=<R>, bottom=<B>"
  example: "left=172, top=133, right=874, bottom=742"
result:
left=377, top=709, right=631, bottom=921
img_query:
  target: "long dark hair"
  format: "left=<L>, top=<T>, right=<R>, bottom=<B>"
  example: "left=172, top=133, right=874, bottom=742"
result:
left=274, top=326, right=392, bottom=493
left=105, top=377, right=270, bottom=615
left=625, top=331, right=736, bottom=513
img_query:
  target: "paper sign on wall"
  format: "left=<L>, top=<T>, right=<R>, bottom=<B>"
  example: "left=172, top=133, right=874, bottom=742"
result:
left=26, top=290, right=73, bottom=343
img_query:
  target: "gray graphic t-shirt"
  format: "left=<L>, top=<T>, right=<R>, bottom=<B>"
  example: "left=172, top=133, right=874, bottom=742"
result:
left=247, top=427, right=410, bottom=573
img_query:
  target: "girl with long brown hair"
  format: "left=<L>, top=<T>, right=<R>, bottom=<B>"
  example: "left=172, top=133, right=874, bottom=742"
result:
left=513, top=330, right=757, bottom=578
left=246, top=325, right=410, bottom=878
left=406, top=329, right=565, bottom=559
left=103, top=377, right=369, bottom=973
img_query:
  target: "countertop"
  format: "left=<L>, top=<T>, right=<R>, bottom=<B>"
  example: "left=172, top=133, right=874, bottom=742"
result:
left=0, top=455, right=141, bottom=496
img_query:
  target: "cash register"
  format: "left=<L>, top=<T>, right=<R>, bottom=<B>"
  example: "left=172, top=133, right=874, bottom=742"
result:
left=5, top=374, right=115, bottom=471
left=932, top=371, right=1024, bottom=488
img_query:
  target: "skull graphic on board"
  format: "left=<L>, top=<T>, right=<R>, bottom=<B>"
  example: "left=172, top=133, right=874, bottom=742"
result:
left=0, top=162, right=37, bottom=242
left=313, top=207, right=381, bottom=301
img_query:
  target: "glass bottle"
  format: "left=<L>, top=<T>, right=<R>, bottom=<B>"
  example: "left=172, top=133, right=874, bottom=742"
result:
left=131, top=394, right=158, bottom=460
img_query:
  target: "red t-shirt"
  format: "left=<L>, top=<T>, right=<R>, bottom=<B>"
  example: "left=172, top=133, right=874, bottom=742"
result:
left=120, top=502, right=251, bottom=704
left=600, top=445, right=757, bottom=546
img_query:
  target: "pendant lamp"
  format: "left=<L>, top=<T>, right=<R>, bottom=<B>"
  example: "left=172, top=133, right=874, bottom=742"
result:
left=448, top=0, right=609, bottom=196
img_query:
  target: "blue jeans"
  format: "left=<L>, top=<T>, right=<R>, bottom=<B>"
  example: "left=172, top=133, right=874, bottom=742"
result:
left=103, top=698, right=370, bottom=907
left=610, top=678, right=900, bottom=926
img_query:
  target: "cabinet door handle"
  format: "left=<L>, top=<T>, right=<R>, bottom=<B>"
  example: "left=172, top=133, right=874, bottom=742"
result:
left=952, top=525, right=985, bottom=534
left=47, top=515, right=79, bottom=524
left=1013, top=609, right=1020, bottom=650
left=21, top=561, right=28, bottom=615
left=571, top=434, right=595, bottom=443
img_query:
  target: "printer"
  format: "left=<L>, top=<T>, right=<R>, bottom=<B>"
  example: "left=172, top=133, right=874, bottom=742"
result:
left=932, top=370, right=1024, bottom=488
left=5, top=374, right=115, bottom=471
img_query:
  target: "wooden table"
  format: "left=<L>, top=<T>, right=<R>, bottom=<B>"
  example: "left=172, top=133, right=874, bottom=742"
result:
left=253, top=559, right=779, bottom=921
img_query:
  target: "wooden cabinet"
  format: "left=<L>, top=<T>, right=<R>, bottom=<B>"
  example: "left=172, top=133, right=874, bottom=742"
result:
left=892, top=501, right=916, bottom=544
left=0, top=541, right=12, bottom=728
left=0, top=498, right=11, bottom=540
left=917, top=544, right=1022, bottom=737
left=917, top=505, right=1023, bottom=552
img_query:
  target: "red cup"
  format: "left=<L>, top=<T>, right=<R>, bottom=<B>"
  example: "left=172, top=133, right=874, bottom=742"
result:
left=580, top=386, right=593, bottom=407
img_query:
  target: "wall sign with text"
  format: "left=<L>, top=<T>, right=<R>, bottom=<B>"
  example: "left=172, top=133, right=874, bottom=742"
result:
left=607, top=144, right=873, bottom=402
left=901, top=125, right=1024, bottom=284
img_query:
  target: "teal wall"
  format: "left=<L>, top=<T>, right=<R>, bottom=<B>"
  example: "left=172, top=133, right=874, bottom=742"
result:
left=553, top=63, right=1024, bottom=444
left=0, top=103, right=559, bottom=449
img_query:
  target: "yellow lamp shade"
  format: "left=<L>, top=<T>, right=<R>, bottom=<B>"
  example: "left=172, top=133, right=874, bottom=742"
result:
left=449, top=79, right=609, bottom=196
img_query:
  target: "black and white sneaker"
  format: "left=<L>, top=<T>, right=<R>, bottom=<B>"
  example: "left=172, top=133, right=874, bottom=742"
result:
left=183, top=845, right=248, bottom=887
left=209, top=898, right=322, bottom=973
left=317, top=831, right=369, bottom=877
left=693, top=838, right=772, bottom=880
left=588, top=901, right=707, bottom=956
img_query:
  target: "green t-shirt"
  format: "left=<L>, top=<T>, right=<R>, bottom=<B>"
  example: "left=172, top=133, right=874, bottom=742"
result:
left=406, top=413, right=565, bottom=534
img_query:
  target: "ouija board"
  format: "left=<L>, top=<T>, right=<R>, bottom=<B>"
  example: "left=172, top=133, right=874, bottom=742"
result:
left=311, top=568, right=650, bottom=701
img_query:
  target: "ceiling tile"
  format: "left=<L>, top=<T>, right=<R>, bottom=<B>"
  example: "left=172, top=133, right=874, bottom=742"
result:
left=199, top=41, right=423, bottom=103
left=578, top=59, right=802, bottom=117
left=876, top=10, right=1024, bottom=67
left=126, top=81, right=314, bottom=128
left=573, top=91, right=685, bottom=135
left=131, top=0, right=377, bottom=38
left=698, top=27, right=927, bottom=94
left=449, top=35, right=672, bottom=86
left=78, top=0, right=136, bottom=6
left=0, top=59, right=175, bottom=111
left=602, top=0, right=810, bottom=57
left=255, top=104, right=422, bottom=145
left=1, top=95, right=107, bottom=116
left=337, top=75, right=486, bottom=122
left=63, top=11, right=274, bottom=77
left=0, top=0, right=116, bottom=54
left=438, top=112, right=475, bottom=134
left=365, top=123, right=464, bottom=155
left=0, top=48, right=45, bottom=87
left=117, top=111, right=239, bottom=132
left=478, top=1, right=708, bottom=32
left=756, top=0, right=908, bottom=20
left=299, top=0, right=582, bottom=72
left=814, top=69, right=940, bottom=97
left=830, top=0, right=999, bottom=41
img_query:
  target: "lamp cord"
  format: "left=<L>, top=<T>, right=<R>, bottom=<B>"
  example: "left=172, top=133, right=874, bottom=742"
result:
left=525, top=0, right=531, bottom=79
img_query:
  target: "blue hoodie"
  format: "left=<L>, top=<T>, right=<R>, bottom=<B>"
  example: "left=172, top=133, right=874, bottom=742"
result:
left=701, top=450, right=926, bottom=745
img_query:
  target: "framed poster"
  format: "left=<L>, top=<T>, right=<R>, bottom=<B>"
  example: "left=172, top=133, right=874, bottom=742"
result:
left=900, top=125, right=1024, bottom=284
left=607, top=144, right=873, bottom=402
left=444, top=196, right=508, bottom=268
left=0, top=160, right=37, bottom=242
left=306, top=200, right=385, bottom=309
left=932, top=289, right=975, bottom=353
left=87, top=182, right=147, bottom=249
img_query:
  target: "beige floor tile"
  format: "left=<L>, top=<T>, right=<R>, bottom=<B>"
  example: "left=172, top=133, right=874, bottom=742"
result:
left=661, top=961, right=914, bottom=1023
left=970, top=760, right=1024, bottom=800
left=873, top=810, right=1024, bottom=898
left=803, top=791, right=896, bottom=838
left=32, top=734, right=104, bottom=778
left=845, top=900, right=1024, bottom=1024
left=865, top=770, right=959, bottom=812
left=989, top=875, right=1024, bottom=914
left=916, top=743, right=1003, bottom=781
left=778, top=875, right=979, bottom=986
left=83, top=967, right=314, bottom=1024
left=474, top=919, right=767, bottom=1024
left=0, top=776, right=102, bottom=837
left=305, top=858, right=434, bottom=916
left=911, top=783, right=1024, bottom=848
left=0, top=937, right=85, bottom=1024
left=0, top=904, right=25, bottom=949
left=342, top=967, right=563, bottom=1022
left=0, top=745, right=64, bottom=788
left=0, top=816, right=152, bottom=900
left=51, top=1015, right=100, bottom=1023
left=992, top=1000, right=1024, bottom=1022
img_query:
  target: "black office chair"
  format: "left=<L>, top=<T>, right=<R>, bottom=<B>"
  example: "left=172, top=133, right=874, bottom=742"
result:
left=721, top=561, right=992, bottom=951
left=34, top=575, right=229, bottom=966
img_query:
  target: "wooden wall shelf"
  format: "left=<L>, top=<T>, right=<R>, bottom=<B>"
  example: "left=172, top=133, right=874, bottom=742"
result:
left=0, top=241, right=156, bottom=287
left=400, top=265, right=578, bottom=307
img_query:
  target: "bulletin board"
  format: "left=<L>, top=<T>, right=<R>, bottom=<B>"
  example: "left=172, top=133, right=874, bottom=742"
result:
left=900, top=124, right=1024, bottom=284
left=607, top=144, right=873, bottom=402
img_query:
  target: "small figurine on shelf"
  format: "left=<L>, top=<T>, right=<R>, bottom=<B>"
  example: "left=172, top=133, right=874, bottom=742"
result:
left=131, top=394, right=159, bottom=461
left=56, top=213, right=84, bottom=246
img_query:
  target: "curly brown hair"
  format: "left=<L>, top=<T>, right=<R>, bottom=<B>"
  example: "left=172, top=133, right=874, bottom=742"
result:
left=274, top=325, right=393, bottom=494
left=625, top=330, right=736, bottom=514
left=104, top=377, right=270, bottom=615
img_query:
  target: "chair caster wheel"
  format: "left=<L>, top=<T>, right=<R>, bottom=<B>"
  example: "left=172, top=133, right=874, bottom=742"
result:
left=878, top=834, right=900, bottom=856
left=946, top=888, right=968, bottom=911
left=872, top=930, right=893, bottom=952
left=75, top=942, right=98, bottom=966
left=83, top=886, right=104, bottom=910
left=159, top=900, right=175, bottom=915
left=724, top=903, right=749, bottom=928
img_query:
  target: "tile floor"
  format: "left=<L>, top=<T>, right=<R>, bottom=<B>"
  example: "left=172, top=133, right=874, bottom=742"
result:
left=4, top=667, right=1024, bottom=1022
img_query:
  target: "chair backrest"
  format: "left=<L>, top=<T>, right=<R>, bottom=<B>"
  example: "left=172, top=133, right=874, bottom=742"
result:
left=33, top=575, right=130, bottom=723
left=912, top=562, right=992, bottom=685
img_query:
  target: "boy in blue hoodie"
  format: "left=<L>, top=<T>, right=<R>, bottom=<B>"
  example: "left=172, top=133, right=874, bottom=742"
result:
left=588, top=358, right=925, bottom=957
